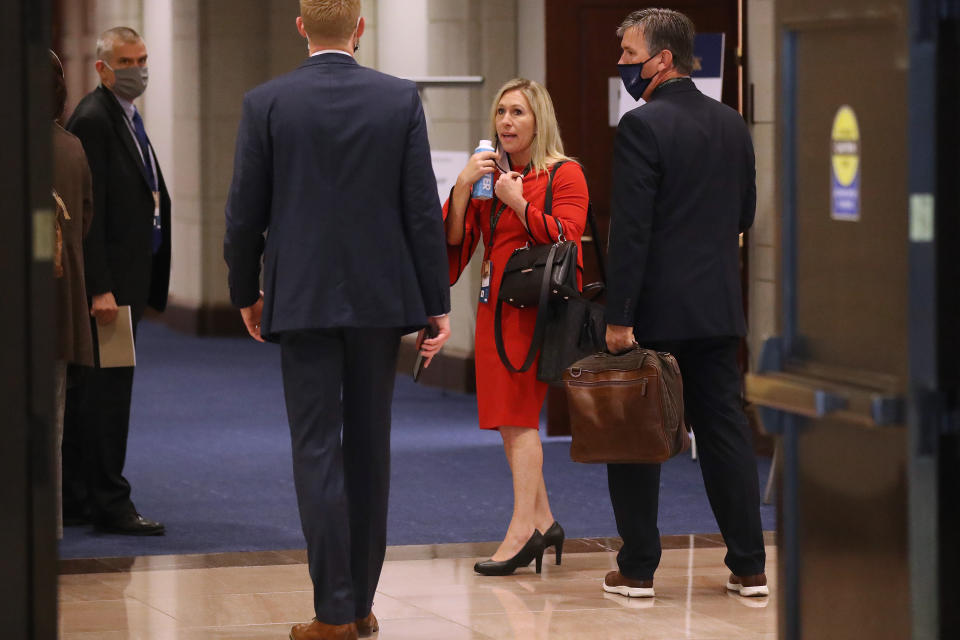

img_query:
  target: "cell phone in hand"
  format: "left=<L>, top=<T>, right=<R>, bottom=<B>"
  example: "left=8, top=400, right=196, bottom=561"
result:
left=413, top=324, right=440, bottom=383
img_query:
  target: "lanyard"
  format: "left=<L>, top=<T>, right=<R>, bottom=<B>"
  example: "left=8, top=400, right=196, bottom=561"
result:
left=487, top=164, right=531, bottom=251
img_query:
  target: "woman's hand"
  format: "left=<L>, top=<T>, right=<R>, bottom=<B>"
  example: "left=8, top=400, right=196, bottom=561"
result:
left=447, top=151, right=498, bottom=245
left=455, top=150, right=498, bottom=190
left=495, top=171, right=526, bottom=215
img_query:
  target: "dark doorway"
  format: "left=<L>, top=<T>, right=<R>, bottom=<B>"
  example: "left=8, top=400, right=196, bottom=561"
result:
left=0, top=0, right=57, bottom=638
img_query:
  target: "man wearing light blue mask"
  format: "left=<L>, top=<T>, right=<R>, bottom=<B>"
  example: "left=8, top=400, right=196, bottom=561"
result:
left=603, top=8, right=766, bottom=602
left=63, top=26, right=171, bottom=537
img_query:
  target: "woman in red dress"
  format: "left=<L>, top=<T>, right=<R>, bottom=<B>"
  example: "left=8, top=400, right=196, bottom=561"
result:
left=443, top=78, right=589, bottom=575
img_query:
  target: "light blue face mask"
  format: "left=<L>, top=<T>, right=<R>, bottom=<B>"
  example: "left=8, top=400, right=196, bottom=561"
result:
left=617, top=52, right=659, bottom=102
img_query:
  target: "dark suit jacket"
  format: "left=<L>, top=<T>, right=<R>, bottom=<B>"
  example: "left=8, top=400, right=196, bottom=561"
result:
left=223, top=53, right=450, bottom=339
left=66, top=85, right=171, bottom=318
left=606, top=78, right=755, bottom=341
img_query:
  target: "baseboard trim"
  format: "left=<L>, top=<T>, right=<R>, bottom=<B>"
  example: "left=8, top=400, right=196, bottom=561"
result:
left=148, top=301, right=247, bottom=337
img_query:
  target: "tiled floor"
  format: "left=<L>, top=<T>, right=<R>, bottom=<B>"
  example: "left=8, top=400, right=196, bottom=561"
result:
left=59, top=534, right=777, bottom=639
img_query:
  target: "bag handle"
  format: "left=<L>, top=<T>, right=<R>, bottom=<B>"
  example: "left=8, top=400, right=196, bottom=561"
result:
left=495, top=243, right=557, bottom=373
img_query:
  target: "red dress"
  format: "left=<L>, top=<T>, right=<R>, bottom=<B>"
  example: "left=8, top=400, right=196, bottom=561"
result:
left=443, top=162, right=589, bottom=429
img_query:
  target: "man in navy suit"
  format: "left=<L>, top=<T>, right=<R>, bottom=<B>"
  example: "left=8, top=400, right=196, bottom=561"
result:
left=602, top=9, right=767, bottom=600
left=223, top=2, right=450, bottom=638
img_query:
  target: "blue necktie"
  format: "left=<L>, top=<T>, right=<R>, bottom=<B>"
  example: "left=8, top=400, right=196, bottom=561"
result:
left=132, top=108, right=162, bottom=253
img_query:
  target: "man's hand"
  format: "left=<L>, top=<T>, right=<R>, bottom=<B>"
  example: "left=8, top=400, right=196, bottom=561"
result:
left=606, top=324, right=638, bottom=355
left=416, top=315, right=451, bottom=368
left=90, top=292, right=119, bottom=324
left=240, top=295, right=265, bottom=343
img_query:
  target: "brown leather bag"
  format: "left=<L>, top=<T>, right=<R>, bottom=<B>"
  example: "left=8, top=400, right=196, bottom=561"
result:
left=562, top=347, right=690, bottom=464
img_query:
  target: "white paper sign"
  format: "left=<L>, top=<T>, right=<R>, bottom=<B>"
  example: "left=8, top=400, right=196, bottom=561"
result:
left=431, top=151, right=469, bottom=203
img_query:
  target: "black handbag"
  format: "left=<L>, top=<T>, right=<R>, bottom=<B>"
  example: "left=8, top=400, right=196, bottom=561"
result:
left=494, top=162, right=606, bottom=380
left=537, top=285, right=607, bottom=382
left=497, top=240, right=578, bottom=308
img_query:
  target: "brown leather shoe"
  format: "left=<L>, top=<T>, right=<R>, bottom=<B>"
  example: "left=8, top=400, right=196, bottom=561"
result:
left=289, top=618, right=358, bottom=640
left=602, top=570, right=655, bottom=597
left=355, top=611, right=378, bottom=637
left=726, top=572, right=769, bottom=597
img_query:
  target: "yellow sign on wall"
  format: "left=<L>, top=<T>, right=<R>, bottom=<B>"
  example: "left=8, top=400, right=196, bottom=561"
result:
left=831, top=105, right=860, bottom=221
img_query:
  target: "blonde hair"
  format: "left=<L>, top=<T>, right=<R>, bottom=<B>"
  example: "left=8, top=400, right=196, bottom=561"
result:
left=300, top=0, right=361, bottom=42
left=489, top=78, right=573, bottom=173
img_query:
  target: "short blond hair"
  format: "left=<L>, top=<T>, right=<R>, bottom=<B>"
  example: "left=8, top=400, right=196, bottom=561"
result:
left=489, top=78, right=572, bottom=174
left=300, top=0, right=361, bottom=42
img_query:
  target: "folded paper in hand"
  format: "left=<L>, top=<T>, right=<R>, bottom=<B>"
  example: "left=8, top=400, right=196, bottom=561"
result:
left=96, top=305, right=136, bottom=368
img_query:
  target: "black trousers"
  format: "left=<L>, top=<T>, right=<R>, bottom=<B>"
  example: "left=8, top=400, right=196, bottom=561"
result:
left=280, top=328, right=401, bottom=625
left=607, top=336, right=765, bottom=580
left=62, top=317, right=140, bottom=523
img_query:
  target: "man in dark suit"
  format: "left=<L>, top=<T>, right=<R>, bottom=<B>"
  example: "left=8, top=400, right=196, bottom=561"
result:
left=62, top=26, right=170, bottom=535
left=223, top=2, right=450, bottom=638
left=603, top=9, right=767, bottom=599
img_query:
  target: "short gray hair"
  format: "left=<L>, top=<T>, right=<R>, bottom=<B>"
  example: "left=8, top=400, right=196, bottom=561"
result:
left=617, top=8, right=696, bottom=75
left=96, top=26, right=142, bottom=62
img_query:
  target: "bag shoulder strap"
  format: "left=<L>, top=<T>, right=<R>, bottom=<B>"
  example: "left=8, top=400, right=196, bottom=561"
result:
left=494, top=243, right=557, bottom=373
left=548, top=160, right=606, bottom=284
left=543, top=160, right=567, bottom=219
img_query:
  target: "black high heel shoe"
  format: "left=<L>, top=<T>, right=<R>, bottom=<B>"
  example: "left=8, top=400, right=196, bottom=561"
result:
left=543, top=521, right=565, bottom=565
left=474, top=530, right=546, bottom=576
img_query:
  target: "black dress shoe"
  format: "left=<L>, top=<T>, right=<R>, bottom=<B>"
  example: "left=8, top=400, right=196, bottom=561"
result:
left=474, top=530, right=545, bottom=576
left=97, top=513, right=165, bottom=536
left=543, top=521, right=565, bottom=565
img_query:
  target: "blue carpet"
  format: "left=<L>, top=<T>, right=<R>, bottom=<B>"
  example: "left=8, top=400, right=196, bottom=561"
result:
left=59, top=320, right=775, bottom=559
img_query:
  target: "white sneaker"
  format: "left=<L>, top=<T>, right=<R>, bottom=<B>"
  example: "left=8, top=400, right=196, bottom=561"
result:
left=726, top=572, right=769, bottom=597
left=603, top=570, right=655, bottom=598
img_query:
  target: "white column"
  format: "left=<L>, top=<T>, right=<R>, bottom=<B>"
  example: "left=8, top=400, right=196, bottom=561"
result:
left=376, top=0, right=429, bottom=77
left=142, top=0, right=204, bottom=309
left=747, top=0, right=778, bottom=367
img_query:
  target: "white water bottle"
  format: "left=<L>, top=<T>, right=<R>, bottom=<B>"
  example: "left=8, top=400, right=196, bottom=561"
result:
left=471, top=139, right=495, bottom=199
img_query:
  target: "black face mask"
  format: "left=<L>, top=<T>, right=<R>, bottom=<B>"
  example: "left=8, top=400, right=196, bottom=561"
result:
left=617, top=52, right=659, bottom=102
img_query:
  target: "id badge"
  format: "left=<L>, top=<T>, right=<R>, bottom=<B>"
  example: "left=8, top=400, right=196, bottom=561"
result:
left=479, top=260, right=492, bottom=303
left=152, top=191, right=161, bottom=230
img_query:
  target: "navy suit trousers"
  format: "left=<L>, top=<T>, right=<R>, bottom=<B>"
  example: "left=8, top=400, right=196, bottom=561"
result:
left=607, top=336, right=766, bottom=580
left=280, top=327, right=402, bottom=624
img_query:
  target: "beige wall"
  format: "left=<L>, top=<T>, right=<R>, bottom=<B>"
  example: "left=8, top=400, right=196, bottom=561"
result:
left=747, top=0, right=779, bottom=368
